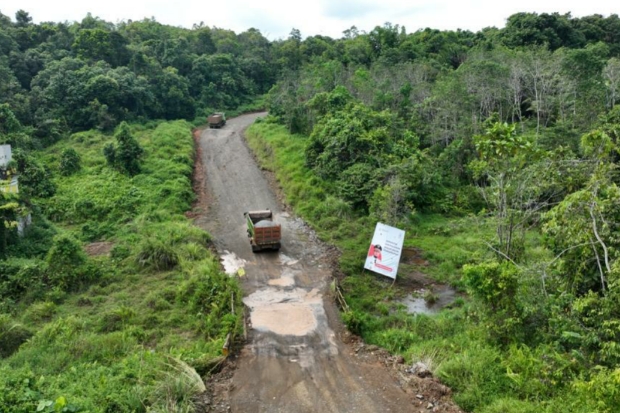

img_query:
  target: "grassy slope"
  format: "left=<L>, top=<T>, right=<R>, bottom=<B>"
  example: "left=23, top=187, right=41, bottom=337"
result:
left=0, top=121, right=242, bottom=413
left=245, top=118, right=605, bottom=413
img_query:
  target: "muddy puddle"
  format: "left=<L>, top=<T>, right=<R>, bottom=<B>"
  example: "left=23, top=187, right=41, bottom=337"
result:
left=397, top=285, right=458, bottom=315
left=243, top=288, right=323, bottom=336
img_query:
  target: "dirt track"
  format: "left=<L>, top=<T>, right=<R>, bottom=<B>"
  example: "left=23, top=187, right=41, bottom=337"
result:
left=195, top=113, right=461, bottom=413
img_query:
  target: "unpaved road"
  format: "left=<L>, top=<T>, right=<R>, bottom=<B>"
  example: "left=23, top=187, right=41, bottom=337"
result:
left=195, top=113, right=454, bottom=413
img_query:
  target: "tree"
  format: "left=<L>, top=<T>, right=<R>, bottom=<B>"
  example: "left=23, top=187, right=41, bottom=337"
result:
left=543, top=129, right=620, bottom=294
left=12, top=150, right=56, bottom=198
left=59, top=148, right=81, bottom=176
left=470, top=120, right=547, bottom=260
left=72, top=28, right=130, bottom=67
left=604, top=58, right=620, bottom=109
left=14, top=10, right=32, bottom=28
left=104, top=121, right=143, bottom=176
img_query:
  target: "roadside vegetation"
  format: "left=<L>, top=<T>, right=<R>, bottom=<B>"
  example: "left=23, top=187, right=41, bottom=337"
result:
left=0, top=121, right=242, bottom=412
left=2, top=7, right=620, bottom=413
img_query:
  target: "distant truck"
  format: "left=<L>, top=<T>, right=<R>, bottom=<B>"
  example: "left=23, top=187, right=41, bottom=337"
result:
left=244, top=210, right=281, bottom=252
left=208, top=113, right=226, bottom=129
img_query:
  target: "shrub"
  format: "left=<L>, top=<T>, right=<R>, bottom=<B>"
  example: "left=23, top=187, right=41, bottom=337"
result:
left=0, top=314, right=33, bottom=358
left=23, top=302, right=57, bottom=323
left=59, top=148, right=81, bottom=176
left=46, top=234, right=88, bottom=291
left=136, top=238, right=179, bottom=271
left=572, top=367, right=620, bottom=413
left=0, top=258, right=46, bottom=301
left=149, top=357, right=206, bottom=412
left=438, top=345, right=510, bottom=411
left=104, top=122, right=143, bottom=176
left=99, top=306, right=136, bottom=332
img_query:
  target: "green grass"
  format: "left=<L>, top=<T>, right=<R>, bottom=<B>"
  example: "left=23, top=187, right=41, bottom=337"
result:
left=0, top=121, right=242, bottom=412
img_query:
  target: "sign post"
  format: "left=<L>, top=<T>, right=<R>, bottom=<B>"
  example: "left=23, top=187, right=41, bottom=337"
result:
left=364, top=222, right=406, bottom=280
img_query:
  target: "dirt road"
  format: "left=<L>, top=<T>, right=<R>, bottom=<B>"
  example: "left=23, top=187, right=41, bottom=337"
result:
left=195, top=113, right=450, bottom=413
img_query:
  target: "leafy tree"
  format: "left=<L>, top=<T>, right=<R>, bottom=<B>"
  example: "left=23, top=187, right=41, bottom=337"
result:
left=543, top=129, right=620, bottom=294
left=149, top=67, right=195, bottom=120
left=12, top=150, right=56, bottom=198
left=45, top=233, right=88, bottom=290
left=14, top=10, right=32, bottom=28
left=104, top=121, right=143, bottom=176
left=604, top=57, right=620, bottom=109
left=59, top=148, right=81, bottom=176
left=501, top=12, right=584, bottom=50
left=470, top=120, right=545, bottom=260
left=0, top=103, right=22, bottom=135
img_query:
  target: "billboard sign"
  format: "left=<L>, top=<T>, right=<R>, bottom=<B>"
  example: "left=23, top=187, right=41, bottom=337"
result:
left=364, top=222, right=405, bottom=279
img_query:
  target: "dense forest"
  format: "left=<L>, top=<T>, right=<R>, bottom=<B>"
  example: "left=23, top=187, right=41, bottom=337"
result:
left=2, top=7, right=620, bottom=412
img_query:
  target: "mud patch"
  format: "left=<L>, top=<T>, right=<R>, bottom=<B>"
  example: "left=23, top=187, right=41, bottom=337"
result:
left=244, top=288, right=322, bottom=336
left=401, top=247, right=429, bottom=266
left=251, top=305, right=316, bottom=336
left=220, top=250, right=246, bottom=275
left=84, top=242, right=113, bottom=256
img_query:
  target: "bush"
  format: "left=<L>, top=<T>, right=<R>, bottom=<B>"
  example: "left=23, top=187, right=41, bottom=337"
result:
left=0, top=258, right=46, bottom=301
left=438, top=345, right=510, bottom=411
left=572, top=367, right=620, bottom=413
left=0, top=314, right=33, bottom=358
left=46, top=234, right=88, bottom=291
left=177, top=260, right=241, bottom=338
left=59, top=148, right=81, bottom=176
left=136, top=237, right=179, bottom=271
left=23, top=302, right=57, bottom=323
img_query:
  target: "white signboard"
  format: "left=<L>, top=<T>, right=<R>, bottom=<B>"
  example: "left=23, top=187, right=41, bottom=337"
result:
left=364, top=222, right=405, bottom=279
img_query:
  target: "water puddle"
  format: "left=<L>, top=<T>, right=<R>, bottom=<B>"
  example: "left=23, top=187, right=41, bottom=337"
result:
left=220, top=250, right=247, bottom=275
left=398, top=285, right=458, bottom=315
left=244, top=288, right=323, bottom=336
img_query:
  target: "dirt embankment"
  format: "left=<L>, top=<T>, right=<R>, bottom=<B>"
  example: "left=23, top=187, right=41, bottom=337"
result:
left=193, top=113, right=463, bottom=413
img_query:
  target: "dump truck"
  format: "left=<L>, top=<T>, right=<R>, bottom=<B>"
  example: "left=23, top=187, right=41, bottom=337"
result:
left=208, top=113, right=226, bottom=128
left=244, top=210, right=281, bottom=252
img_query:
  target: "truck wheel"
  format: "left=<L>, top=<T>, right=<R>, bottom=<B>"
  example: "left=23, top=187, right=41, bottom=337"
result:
left=251, top=245, right=259, bottom=253
left=273, top=243, right=281, bottom=251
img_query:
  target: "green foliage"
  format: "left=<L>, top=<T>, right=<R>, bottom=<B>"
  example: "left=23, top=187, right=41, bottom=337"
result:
left=572, top=367, right=620, bottom=413
left=58, top=148, right=80, bottom=176
left=463, top=262, right=526, bottom=344
left=177, top=259, right=242, bottom=338
left=438, top=345, right=510, bottom=411
left=0, top=314, right=33, bottom=358
left=136, top=236, right=179, bottom=271
left=45, top=233, right=98, bottom=292
left=3, top=7, right=620, bottom=413
left=13, top=150, right=56, bottom=198
left=0, top=258, right=47, bottom=306
left=104, top=121, right=143, bottom=176
left=1, top=118, right=239, bottom=413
